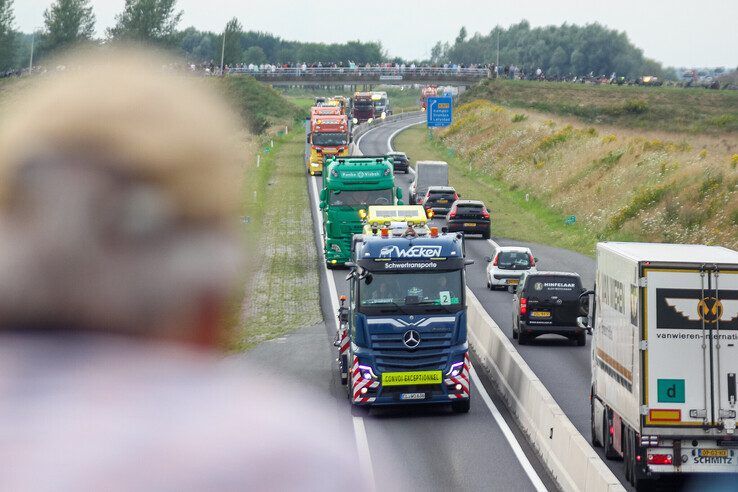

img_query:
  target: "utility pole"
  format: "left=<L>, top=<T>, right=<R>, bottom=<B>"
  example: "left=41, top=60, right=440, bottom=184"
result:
left=495, top=29, right=500, bottom=69
left=220, top=26, right=226, bottom=76
left=29, top=30, right=36, bottom=72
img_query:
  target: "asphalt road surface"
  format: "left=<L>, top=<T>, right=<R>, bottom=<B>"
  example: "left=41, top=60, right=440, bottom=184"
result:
left=354, top=115, right=637, bottom=490
left=301, top=117, right=559, bottom=491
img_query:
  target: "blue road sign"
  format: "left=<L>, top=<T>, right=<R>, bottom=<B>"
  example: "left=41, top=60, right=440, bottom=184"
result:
left=427, top=96, right=453, bottom=128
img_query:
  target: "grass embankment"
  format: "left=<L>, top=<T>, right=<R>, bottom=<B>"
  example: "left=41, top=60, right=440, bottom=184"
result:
left=220, top=75, right=305, bottom=132
left=395, top=126, right=596, bottom=255
left=217, top=77, right=320, bottom=349
left=463, top=79, right=738, bottom=134
left=401, top=99, right=738, bottom=255
left=236, top=130, right=321, bottom=349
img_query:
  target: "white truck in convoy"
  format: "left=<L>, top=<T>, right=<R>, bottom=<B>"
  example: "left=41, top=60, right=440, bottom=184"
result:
left=409, top=161, right=448, bottom=206
left=581, top=242, right=738, bottom=489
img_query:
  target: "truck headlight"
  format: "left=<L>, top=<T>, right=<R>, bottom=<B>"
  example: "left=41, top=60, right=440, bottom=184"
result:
left=310, top=162, right=319, bottom=167
left=367, top=118, right=374, bottom=124
left=358, top=364, right=377, bottom=380
left=447, top=361, right=464, bottom=377
left=331, top=244, right=341, bottom=253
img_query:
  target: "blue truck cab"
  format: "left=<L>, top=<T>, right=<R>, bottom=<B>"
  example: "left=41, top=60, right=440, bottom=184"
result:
left=336, top=226, right=472, bottom=413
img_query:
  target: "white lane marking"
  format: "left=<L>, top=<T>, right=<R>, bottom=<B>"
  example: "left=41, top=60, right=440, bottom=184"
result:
left=469, top=365, right=548, bottom=492
left=350, top=118, right=546, bottom=491
left=352, top=416, right=376, bottom=490
left=308, top=175, right=375, bottom=490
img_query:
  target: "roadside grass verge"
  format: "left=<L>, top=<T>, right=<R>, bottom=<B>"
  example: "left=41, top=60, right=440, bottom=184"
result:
left=463, top=79, right=738, bottom=134
left=236, top=129, right=321, bottom=349
left=429, top=99, right=738, bottom=252
left=394, top=126, right=598, bottom=255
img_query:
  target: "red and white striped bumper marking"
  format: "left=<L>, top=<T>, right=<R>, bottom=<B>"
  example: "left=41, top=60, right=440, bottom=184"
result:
left=444, top=353, right=470, bottom=400
left=350, top=357, right=378, bottom=404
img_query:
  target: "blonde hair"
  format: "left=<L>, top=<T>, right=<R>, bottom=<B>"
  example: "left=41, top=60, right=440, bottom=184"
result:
left=0, top=48, right=244, bottom=333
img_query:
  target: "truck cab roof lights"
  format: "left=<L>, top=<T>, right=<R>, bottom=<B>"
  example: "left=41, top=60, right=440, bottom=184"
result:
left=430, top=227, right=439, bottom=237
left=380, top=228, right=389, bottom=238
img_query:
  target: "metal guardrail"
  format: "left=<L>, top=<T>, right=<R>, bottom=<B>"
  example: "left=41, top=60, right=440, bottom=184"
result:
left=229, top=67, right=489, bottom=81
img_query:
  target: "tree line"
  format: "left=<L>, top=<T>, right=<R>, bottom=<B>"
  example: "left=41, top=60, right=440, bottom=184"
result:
left=0, top=0, right=384, bottom=72
left=432, top=21, right=673, bottom=79
left=1, top=0, right=670, bottom=78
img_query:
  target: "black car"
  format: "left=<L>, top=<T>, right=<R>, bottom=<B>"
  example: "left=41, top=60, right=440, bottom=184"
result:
left=511, top=271, right=587, bottom=346
left=446, top=200, right=490, bottom=238
left=387, top=152, right=409, bottom=174
left=421, top=186, right=458, bottom=215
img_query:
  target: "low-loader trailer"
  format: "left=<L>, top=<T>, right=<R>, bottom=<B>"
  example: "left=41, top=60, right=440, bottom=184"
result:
left=582, top=242, right=738, bottom=489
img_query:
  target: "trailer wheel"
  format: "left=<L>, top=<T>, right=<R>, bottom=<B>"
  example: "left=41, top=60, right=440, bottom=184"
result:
left=452, top=399, right=471, bottom=413
left=590, top=393, right=602, bottom=447
left=603, top=408, right=619, bottom=460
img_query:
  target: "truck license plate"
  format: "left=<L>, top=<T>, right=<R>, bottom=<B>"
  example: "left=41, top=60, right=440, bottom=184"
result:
left=530, top=311, right=551, bottom=318
left=463, top=223, right=476, bottom=227
left=699, top=449, right=729, bottom=458
left=400, top=392, right=426, bottom=401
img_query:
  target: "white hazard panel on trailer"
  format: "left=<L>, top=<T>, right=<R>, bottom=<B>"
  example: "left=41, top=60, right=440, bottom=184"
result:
left=644, top=268, right=738, bottom=429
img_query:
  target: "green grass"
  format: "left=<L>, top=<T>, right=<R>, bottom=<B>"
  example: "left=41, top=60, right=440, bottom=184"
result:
left=237, top=129, right=321, bottom=349
left=219, top=76, right=304, bottom=132
left=394, top=126, right=597, bottom=256
left=463, top=79, right=738, bottom=134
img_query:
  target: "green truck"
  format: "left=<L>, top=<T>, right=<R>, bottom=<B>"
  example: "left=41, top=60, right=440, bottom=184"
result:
left=319, top=156, right=402, bottom=267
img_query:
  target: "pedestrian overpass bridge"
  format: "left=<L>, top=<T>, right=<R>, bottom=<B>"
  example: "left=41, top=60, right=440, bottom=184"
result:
left=228, top=67, right=489, bottom=86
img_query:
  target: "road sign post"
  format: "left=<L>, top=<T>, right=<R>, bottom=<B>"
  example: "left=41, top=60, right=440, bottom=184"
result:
left=426, top=96, right=453, bottom=128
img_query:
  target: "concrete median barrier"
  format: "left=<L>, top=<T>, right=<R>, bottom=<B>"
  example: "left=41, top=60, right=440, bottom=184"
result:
left=466, top=288, right=624, bottom=492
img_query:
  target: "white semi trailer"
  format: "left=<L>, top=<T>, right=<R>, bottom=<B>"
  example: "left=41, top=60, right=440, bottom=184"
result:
left=582, top=242, right=738, bottom=489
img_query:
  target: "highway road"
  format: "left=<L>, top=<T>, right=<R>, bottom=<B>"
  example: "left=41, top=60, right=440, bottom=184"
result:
left=304, top=120, right=559, bottom=491
left=354, top=116, right=634, bottom=490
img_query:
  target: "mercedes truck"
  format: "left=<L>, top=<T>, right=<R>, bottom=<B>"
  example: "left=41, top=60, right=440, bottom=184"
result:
left=335, top=225, right=472, bottom=413
left=580, top=242, right=738, bottom=490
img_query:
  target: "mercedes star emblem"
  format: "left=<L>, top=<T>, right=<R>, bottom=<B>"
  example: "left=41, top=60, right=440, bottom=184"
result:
left=403, top=330, right=421, bottom=349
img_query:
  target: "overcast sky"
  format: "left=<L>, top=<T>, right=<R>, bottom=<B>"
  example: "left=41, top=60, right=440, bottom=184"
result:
left=14, top=0, right=738, bottom=68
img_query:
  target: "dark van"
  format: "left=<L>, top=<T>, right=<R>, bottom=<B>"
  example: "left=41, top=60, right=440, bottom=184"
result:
left=511, top=271, right=586, bottom=347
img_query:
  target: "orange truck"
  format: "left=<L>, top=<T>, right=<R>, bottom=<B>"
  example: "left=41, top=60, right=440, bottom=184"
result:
left=306, top=112, right=351, bottom=175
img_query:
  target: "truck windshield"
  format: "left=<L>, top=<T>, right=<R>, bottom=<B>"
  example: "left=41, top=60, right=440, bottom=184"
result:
left=354, top=102, right=373, bottom=110
left=360, top=271, right=464, bottom=309
left=329, top=189, right=393, bottom=207
left=312, top=132, right=348, bottom=146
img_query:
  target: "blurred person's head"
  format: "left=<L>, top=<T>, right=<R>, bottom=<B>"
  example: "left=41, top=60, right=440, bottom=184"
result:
left=0, top=48, right=243, bottom=347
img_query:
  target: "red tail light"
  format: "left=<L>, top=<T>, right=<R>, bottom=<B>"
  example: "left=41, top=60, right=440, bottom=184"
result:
left=520, top=298, right=527, bottom=315
left=529, top=254, right=535, bottom=267
left=647, top=454, right=673, bottom=465
left=449, top=210, right=456, bottom=218
left=453, top=193, right=459, bottom=201
left=492, top=255, right=498, bottom=266
left=482, top=209, right=490, bottom=219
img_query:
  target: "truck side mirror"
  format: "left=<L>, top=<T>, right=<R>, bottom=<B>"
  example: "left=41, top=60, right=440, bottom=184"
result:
left=319, top=189, right=327, bottom=202
left=396, top=188, right=403, bottom=199
left=319, top=201, right=327, bottom=210
left=306, top=132, right=311, bottom=144
left=484, top=256, right=492, bottom=262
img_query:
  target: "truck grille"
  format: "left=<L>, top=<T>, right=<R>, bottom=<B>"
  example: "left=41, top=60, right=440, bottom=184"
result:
left=371, top=331, right=453, bottom=372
